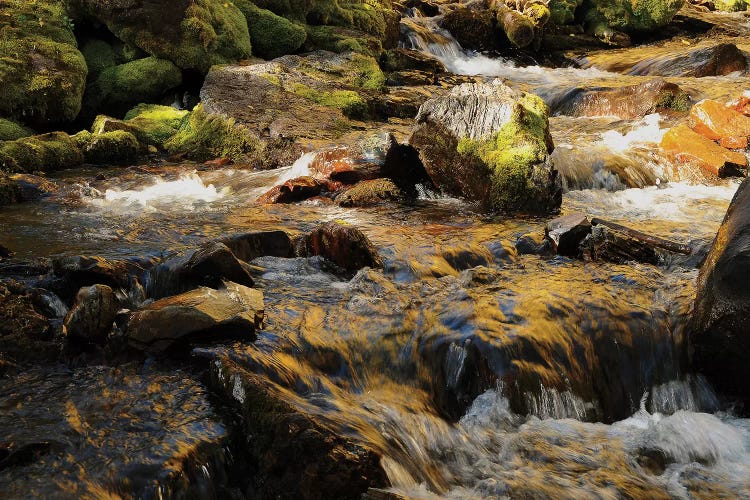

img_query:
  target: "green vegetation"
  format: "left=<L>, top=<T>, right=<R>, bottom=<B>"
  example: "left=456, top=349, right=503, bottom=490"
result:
left=456, top=94, right=552, bottom=211
left=83, top=57, right=183, bottom=118
left=80, top=39, right=117, bottom=77
left=714, top=0, right=747, bottom=11
left=165, top=104, right=261, bottom=162
left=0, top=0, right=87, bottom=124
left=79, top=130, right=140, bottom=165
left=0, top=132, right=83, bottom=173
left=586, top=0, right=684, bottom=31
left=549, top=0, right=582, bottom=24
left=289, top=84, right=368, bottom=118
left=235, top=0, right=307, bottom=59
left=0, top=119, right=34, bottom=141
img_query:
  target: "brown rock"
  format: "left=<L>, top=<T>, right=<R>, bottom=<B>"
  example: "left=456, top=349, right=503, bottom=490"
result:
left=295, top=221, right=382, bottom=273
left=337, top=179, right=405, bottom=207
left=729, top=96, right=750, bottom=117
left=442, top=6, right=498, bottom=51
left=127, top=281, right=264, bottom=354
left=309, top=146, right=381, bottom=184
left=660, top=124, right=747, bottom=177
left=546, top=212, right=592, bottom=257
left=63, top=285, right=118, bottom=343
left=0, top=280, right=56, bottom=364
left=257, top=176, right=325, bottom=204
left=690, top=99, right=750, bottom=145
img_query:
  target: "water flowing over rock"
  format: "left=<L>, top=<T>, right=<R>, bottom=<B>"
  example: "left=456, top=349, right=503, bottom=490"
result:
left=127, top=281, right=264, bottom=354
left=410, top=82, right=562, bottom=213
left=48, top=256, right=131, bottom=303
left=63, top=285, right=118, bottom=343
left=691, top=177, right=750, bottom=410
left=660, top=124, right=747, bottom=177
left=295, top=221, right=383, bottom=273
left=690, top=98, right=750, bottom=149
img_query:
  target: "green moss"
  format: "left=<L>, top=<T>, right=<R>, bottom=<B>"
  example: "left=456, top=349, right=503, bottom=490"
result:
left=165, top=104, right=261, bottom=162
left=456, top=94, right=551, bottom=211
left=587, top=0, right=685, bottom=31
left=549, top=0, right=582, bottom=24
left=656, top=89, right=691, bottom=112
left=304, top=25, right=382, bottom=56
left=80, top=130, right=140, bottom=165
left=0, top=132, right=83, bottom=173
left=0, top=0, right=87, bottom=123
left=80, top=39, right=117, bottom=77
left=714, top=0, right=747, bottom=11
left=234, top=0, right=307, bottom=59
left=0, top=119, right=34, bottom=141
left=83, top=57, right=183, bottom=118
left=348, top=53, right=386, bottom=90
left=289, top=83, right=368, bottom=118
left=124, top=104, right=188, bottom=125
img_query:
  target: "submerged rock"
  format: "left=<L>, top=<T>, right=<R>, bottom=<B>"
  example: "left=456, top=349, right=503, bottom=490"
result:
left=410, top=82, right=561, bottom=213
left=551, top=79, right=690, bottom=119
left=296, top=221, right=383, bottom=273
left=660, top=124, right=747, bottom=178
left=691, top=177, right=750, bottom=410
left=258, top=176, right=326, bottom=204
left=219, top=230, right=295, bottom=262
left=63, top=285, right=118, bottom=343
left=127, top=281, right=263, bottom=354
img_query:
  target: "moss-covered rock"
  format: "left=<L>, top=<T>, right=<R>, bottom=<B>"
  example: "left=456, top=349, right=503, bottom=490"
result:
left=304, top=25, right=383, bottom=56
left=165, top=104, right=261, bottom=162
left=584, top=0, right=684, bottom=32
left=71, top=0, right=253, bottom=73
left=714, top=0, right=748, bottom=10
left=0, top=119, right=34, bottom=141
left=80, top=38, right=117, bottom=77
left=89, top=105, right=189, bottom=149
left=234, top=1, right=307, bottom=59
left=83, top=57, right=183, bottom=119
left=0, top=0, right=87, bottom=124
left=79, top=130, right=140, bottom=165
left=549, top=0, right=583, bottom=25
left=0, top=132, right=83, bottom=173
left=409, top=82, right=561, bottom=214
left=0, top=173, right=21, bottom=206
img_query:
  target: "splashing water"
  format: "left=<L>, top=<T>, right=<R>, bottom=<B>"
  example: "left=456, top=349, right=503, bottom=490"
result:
left=94, top=172, right=228, bottom=211
left=274, top=152, right=316, bottom=183
left=599, top=113, right=669, bottom=153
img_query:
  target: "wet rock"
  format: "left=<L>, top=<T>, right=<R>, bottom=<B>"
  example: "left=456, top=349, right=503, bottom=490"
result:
left=551, top=79, right=690, bottom=119
left=309, top=146, right=383, bottom=184
left=410, top=82, right=561, bottom=213
left=77, top=130, right=141, bottom=166
left=690, top=99, right=750, bottom=148
left=442, top=6, right=498, bottom=52
left=207, top=356, right=387, bottom=498
left=63, top=285, right=118, bottom=343
left=729, top=96, right=750, bottom=117
left=0, top=174, right=21, bottom=206
left=127, top=281, right=264, bottom=354
left=337, top=179, right=406, bottom=207
left=219, top=231, right=295, bottom=262
left=515, top=232, right=554, bottom=255
left=660, top=124, right=747, bottom=178
left=258, top=176, right=326, bottom=204
left=0, top=132, right=83, bottom=174
left=49, top=256, right=130, bottom=303
left=691, top=177, right=750, bottom=410
left=8, top=174, right=58, bottom=202
left=546, top=212, right=592, bottom=257
left=0, top=280, right=56, bottom=364
left=385, top=70, right=436, bottom=87
left=583, top=224, right=660, bottom=264
left=637, top=43, right=747, bottom=77
left=150, top=241, right=255, bottom=299
left=295, top=222, right=383, bottom=273
left=0, top=244, right=12, bottom=259
left=380, top=48, right=446, bottom=74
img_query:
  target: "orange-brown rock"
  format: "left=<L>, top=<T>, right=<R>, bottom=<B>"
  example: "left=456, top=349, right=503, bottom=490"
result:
left=690, top=99, right=750, bottom=146
left=257, top=176, right=325, bottom=204
left=729, top=96, right=750, bottom=117
left=660, top=124, right=747, bottom=177
left=308, top=146, right=382, bottom=184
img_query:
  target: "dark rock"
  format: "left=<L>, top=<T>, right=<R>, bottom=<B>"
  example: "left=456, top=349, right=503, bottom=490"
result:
left=257, top=176, right=325, bottom=204
left=442, top=6, right=498, bottom=52
left=49, top=256, right=130, bottom=303
left=0, top=280, right=56, bottom=364
left=380, top=48, right=446, bottom=73
left=550, top=78, right=691, bottom=119
left=337, top=179, right=405, bottom=207
left=546, top=212, right=592, bottom=257
left=386, top=70, right=436, bottom=86
left=219, top=231, right=295, bottom=262
left=63, top=285, right=118, bottom=343
left=691, top=177, right=750, bottom=409
left=627, top=43, right=747, bottom=77
left=295, top=222, right=383, bottom=273
left=410, top=82, right=561, bottom=214
left=150, top=241, right=255, bottom=299
left=8, top=174, right=58, bottom=202
left=207, top=356, right=387, bottom=498
left=0, top=244, right=12, bottom=259
left=582, top=225, right=660, bottom=264
left=127, top=281, right=264, bottom=354
left=515, top=232, right=555, bottom=256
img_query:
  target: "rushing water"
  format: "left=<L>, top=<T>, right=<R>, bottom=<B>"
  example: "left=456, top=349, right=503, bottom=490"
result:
left=2, top=5, right=750, bottom=499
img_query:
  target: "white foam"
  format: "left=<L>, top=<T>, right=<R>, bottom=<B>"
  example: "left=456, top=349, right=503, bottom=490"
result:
left=599, top=114, right=668, bottom=153
left=95, top=172, right=228, bottom=211
left=274, top=152, right=316, bottom=183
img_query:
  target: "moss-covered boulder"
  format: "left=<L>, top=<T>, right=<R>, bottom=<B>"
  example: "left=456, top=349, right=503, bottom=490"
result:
left=80, top=39, right=118, bottom=77
left=77, top=130, right=140, bottom=165
left=584, top=0, right=684, bottom=32
left=409, top=82, right=561, bottom=214
left=71, top=0, right=253, bottom=73
left=0, top=0, right=87, bottom=125
left=549, top=0, right=583, bottom=25
left=0, top=119, right=34, bottom=141
left=714, top=0, right=748, bottom=11
left=0, top=132, right=83, bottom=173
left=82, top=57, right=183, bottom=119
left=165, top=104, right=261, bottom=162
left=234, top=0, right=307, bottom=59
left=90, top=105, right=189, bottom=149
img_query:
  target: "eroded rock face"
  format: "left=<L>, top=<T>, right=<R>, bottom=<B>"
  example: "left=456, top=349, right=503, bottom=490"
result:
left=127, top=281, right=264, bottom=354
left=409, top=82, right=561, bottom=213
left=295, top=221, right=383, bottom=273
left=63, top=285, right=118, bottom=343
left=691, top=178, right=750, bottom=409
